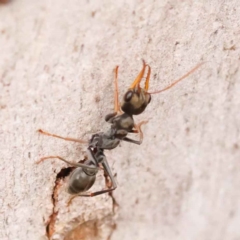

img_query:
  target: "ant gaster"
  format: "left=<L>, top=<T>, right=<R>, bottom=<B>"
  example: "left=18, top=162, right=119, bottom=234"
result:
left=37, top=60, right=203, bottom=198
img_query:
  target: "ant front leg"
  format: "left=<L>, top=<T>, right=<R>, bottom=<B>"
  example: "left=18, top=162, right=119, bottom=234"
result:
left=122, top=120, right=148, bottom=145
left=105, top=112, right=118, bottom=123
left=105, top=65, right=123, bottom=123
left=38, top=129, right=87, bottom=144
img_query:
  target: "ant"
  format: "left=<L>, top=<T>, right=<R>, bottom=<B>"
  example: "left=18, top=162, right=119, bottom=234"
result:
left=37, top=60, right=202, bottom=198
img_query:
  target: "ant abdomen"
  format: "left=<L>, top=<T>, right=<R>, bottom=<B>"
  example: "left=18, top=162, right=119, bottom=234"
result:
left=67, top=167, right=96, bottom=194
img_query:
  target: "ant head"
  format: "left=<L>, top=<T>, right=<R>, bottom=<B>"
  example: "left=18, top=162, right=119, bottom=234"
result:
left=121, top=88, right=151, bottom=115
left=121, top=60, right=151, bottom=115
left=120, top=60, right=203, bottom=115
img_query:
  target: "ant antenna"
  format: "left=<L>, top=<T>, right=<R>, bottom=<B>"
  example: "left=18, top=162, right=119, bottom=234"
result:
left=149, top=62, right=204, bottom=94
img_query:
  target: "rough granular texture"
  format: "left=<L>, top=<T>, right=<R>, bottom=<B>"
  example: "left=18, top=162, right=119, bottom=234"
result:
left=1, top=0, right=240, bottom=239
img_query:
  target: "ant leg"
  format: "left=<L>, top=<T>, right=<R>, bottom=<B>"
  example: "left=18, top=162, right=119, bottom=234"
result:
left=103, top=170, right=119, bottom=211
left=37, top=129, right=87, bottom=144
left=122, top=120, right=148, bottom=145
left=105, top=65, right=122, bottom=123
left=105, top=112, right=118, bottom=123
left=122, top=137, right=141, bottom=145
left=103, top=168, right=112, bottom=188
left=36, top=156, right=98, bottom=170
left=68, top=156, right=117, bottom=199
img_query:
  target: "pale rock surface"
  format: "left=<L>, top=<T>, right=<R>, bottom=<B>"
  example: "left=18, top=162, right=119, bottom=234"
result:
left=0, top=0, right=240, bottom=240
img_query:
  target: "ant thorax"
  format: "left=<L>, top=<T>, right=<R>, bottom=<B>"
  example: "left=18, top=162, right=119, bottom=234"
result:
left=89, top=131, right=120, bottom=150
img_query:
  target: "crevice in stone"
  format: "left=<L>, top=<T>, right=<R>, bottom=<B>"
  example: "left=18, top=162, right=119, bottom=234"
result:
left=46, top=166, right=75, bottom=239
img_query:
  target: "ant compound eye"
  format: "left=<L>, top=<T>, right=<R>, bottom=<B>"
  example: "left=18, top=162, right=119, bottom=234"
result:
left=124, top=90, right=133, bottom=102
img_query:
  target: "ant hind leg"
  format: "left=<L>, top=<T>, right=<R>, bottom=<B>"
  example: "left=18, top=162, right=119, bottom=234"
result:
left=36, top=155, right=98, bottom=170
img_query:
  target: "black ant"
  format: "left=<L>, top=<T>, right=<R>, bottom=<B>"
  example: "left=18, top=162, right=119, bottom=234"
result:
left=37, top=60, right=202, bottom=198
